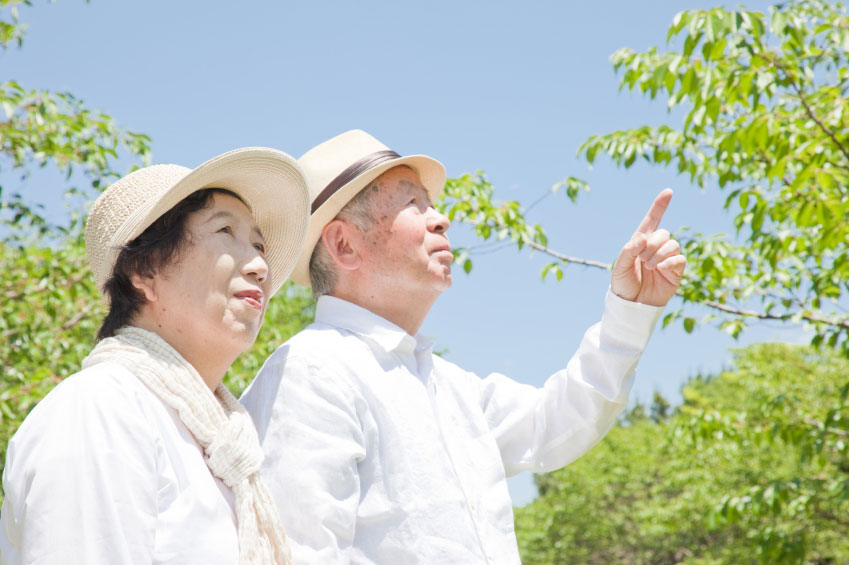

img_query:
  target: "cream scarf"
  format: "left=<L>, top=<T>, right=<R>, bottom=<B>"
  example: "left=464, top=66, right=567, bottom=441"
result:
left=83, top=326, right=292, bottom=564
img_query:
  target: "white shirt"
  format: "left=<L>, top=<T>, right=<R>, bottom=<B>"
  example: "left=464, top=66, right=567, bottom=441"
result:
left=241, top=290, right=663, bottom=564
left=0, top=361, right=239, bottom=565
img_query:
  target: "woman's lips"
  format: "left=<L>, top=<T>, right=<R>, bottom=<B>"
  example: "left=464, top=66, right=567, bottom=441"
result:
left=234, top=289, right=264, bottom=309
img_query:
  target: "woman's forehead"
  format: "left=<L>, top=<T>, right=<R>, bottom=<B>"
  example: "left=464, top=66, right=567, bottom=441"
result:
left=195, top=193, right=264, bottom=238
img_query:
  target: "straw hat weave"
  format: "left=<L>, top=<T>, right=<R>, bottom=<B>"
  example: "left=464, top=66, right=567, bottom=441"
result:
left=86, top=147, right=309, bottom=297
left=291, top=130, right=446, bottom=287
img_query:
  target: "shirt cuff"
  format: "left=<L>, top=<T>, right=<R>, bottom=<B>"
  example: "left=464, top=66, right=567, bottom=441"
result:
left=600, top=288, right=665, bottom=351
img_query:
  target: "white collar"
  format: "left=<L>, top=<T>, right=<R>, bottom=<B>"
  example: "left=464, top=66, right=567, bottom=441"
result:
left=315, top=295, right=433, bottom=355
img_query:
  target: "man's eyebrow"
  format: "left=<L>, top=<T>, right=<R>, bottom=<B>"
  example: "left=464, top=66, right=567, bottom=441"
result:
left=398, top=180, right=432, bottom=205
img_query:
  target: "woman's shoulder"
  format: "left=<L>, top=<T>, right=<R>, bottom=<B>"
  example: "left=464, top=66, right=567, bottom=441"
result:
left=8, top=360, right=162, bottom=457
left=33, top=360, right=154, bottom=417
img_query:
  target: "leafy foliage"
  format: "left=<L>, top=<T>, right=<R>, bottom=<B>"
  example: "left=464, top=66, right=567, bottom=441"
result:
left=439, top=172, right=600, bottom=283
left=516, top=344, right=849, bottom=564
left=438, top=0, right=849, bottom=347
left=584, top=0, right=849, bottom=347
left=0, top=3, right=155, bottom=500
left=0, top=4, right=314, bottom=504
left=0, top=239, right=313, bottom=501
left=434, top=2, right=849, bottom=562
left=0, top=81, right=153, bottom=238
left=0, top=236, right=101, bottom=482
left=4, top=4, right=849, bottom=564
left=1, top=1, right=31, bottom=49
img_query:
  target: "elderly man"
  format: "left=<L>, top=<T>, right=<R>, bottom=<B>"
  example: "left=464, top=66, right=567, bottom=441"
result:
left=241, top=130, right=686, bottom=563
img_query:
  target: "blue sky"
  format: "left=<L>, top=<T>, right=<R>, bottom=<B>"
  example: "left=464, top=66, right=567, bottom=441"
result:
left=6, top=0, right=796, bottom=504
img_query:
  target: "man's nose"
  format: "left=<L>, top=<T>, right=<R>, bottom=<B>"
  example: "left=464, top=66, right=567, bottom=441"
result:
left=427, top=207, right=450, bottom=234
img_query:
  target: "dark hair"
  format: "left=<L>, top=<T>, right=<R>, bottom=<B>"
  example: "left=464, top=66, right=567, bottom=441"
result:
left=97, top=188, right=242, bottom=340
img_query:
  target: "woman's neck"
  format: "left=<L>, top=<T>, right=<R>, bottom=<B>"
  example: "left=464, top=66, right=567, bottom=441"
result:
left=129, top=316, right=234, bottom=392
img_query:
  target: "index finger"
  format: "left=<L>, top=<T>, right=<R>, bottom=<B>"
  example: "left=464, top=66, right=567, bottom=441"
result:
left=635, top=188, right=673, bottom=234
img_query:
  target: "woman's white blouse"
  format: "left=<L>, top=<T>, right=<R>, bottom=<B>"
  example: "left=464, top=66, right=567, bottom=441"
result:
left=0, top=361, right=239, bottom=565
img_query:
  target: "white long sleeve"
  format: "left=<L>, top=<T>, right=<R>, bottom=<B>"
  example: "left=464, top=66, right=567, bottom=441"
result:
left=1, top=362, right=238, bottom=565
left=478, top=289, right=663, bottom=475
left=241, top=291, right=662, bottom=564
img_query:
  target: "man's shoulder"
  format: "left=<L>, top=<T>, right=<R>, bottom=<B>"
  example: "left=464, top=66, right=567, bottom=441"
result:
left=431, top=352, right=478, bottom=380
left=260, top=322, right=378, bottom=373
left=265, top=321, right=359, bottom=368
left=249, top=322, right=369, bottom=392
left=242, top=323, right=368, bottom=432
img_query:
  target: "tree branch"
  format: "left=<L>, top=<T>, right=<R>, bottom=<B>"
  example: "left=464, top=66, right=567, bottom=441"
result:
left=756, top=51, right=849, bottom=167
left=60, top=302, right=94, bottom=331
left=4, top=270, right=88, bottom=301
left=814, top=509, right=849, bottom=528
left=802, top=418, right=849, bottom=438
left=524, top=240, right=613, bottom=270
left=792, top=88, right=849, bottom=166
left=701, top=298, right=849, bottom=329
left=494, top=234, right=849, bottom=330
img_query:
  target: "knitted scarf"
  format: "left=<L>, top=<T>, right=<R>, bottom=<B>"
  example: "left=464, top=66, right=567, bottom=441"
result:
left=83, top=326, right=292, bottom=565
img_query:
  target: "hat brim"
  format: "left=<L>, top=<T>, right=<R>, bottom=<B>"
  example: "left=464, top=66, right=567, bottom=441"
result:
left=290, top=154, right=445, bottom=287
left=109, top=147, right=309, bottom=297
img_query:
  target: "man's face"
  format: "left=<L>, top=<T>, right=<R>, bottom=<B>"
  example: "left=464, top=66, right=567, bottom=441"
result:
left=358, top=166, right=453, bottom=300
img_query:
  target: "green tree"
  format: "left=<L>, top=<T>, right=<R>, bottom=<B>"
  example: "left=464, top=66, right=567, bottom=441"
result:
left=0, top=2, right=315, bottom=502
left=438, top=0, right=849, bottom=347
left=436, top=2, right=849, bottom=561
left=515, top=344, right=849, bottom=564
left=1, top=1, right=153, bottom=500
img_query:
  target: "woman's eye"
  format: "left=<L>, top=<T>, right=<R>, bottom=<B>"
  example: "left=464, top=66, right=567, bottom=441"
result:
left=253, top=242, right=266, bottom=254
left=218, top=225, right=233, bottom=235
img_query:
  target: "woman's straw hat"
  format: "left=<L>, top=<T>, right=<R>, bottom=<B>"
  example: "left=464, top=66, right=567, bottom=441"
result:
left=85, top=147, right=310, bottom=297
left=291, top=129, right=446, bottom=287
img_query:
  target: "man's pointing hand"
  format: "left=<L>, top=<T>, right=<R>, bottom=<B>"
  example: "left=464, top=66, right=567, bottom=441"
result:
left=610, top=188, right=686, bottom=307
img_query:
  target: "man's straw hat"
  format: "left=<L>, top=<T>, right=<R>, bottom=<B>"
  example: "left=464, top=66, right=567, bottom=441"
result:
left=85, top=147, right=310, bottom=297
left=291, top=129, right=446, bottom=287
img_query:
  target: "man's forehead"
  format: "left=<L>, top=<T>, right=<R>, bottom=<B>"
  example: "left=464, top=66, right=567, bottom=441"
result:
left=397, top=179, right=429, bottom=197
left=375, top=164, right=421, bottom=185
left=382, top=168, right=427, bottom=191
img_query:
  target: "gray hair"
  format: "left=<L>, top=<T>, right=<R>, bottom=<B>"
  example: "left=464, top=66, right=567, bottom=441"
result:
left=308, top=181, right=382, bottom=299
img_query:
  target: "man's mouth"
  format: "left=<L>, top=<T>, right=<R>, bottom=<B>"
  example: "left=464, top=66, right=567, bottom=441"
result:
left=432, top=246, right=453, bottom=259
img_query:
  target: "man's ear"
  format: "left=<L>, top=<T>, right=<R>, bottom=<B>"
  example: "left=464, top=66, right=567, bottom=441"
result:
left=130, top=273, right=158, bottom=302
left=322, top=220, right=361, bottom=271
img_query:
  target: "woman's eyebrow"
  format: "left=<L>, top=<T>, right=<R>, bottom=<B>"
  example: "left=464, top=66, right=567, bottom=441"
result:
left=205, top=210, right=236, bottom=224
left=205, top=210, right=264, bottom=240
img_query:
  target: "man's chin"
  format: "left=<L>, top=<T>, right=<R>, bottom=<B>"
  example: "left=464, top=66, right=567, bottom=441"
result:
left=439, top=272, right=453, bottom=291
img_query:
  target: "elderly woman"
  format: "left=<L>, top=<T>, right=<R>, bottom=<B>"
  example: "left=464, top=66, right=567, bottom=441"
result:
left=0, top=148, right=309, bottom=564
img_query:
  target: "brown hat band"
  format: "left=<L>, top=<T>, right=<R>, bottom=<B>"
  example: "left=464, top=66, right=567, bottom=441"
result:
left=311, top=149, right=401, bottom=214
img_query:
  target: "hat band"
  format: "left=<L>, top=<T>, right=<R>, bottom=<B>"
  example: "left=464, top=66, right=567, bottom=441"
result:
left=311, top=149, right=401, bottom=214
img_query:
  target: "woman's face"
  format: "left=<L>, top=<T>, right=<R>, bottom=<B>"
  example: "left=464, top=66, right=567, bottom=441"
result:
left=147, top=192, right=271, bottom=358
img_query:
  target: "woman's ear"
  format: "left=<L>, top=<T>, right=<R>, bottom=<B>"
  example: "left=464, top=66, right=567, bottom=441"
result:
left=322, top=220, right=361, bottom=271
left=130, top=273, right=159, bottom=302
